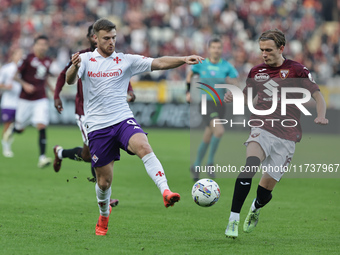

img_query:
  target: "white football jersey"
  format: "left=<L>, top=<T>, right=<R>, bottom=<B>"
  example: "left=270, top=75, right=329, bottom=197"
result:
left=0, top=62, right=21, bottom=109
left=78, top=49, right=153, bottom=132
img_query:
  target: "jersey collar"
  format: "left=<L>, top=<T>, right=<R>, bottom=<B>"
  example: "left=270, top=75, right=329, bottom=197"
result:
left=93, top=48, right=117, bottom=58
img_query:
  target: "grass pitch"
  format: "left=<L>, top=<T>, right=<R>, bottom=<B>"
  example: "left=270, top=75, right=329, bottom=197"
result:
left=0, top=126, right=339, bottom=255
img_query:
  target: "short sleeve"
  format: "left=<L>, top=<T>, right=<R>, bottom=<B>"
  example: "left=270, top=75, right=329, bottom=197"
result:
left=191, top=62, right=201, bottom=74
left=126, top=54, right=153, bottom=76
left=298, top=65, right=319, bottom=95
left=17, top=55, right=28, bottom=74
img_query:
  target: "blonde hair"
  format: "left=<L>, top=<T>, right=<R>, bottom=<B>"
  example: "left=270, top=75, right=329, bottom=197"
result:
left=259, top=29, right=286, bottom=48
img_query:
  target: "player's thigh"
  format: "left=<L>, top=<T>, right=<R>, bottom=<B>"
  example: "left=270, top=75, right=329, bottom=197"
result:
left=246, top=142, right=266, bottom=161
left=31, top=98, right=49, bottom=127
left=116, top=118, right=149, bottom=158
left=15, top=99, right=33, bottom=130
left=261, top=138, right=295, bottom=182
left=127, top=132, right=152, bottom=158
left=245, top=128, right=273, bottom=161
left=88, top=126, right=120, bottom=168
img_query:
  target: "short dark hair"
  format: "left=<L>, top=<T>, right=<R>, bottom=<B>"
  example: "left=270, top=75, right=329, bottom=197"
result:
left=259, top=29, right=286, bottom=48
left=208, top=36, right=222, bottom=47
left=87, top=24, right=94, bottom=38
left=34, top=35, right=49, bottom=44
left=93, top=18, right=116, bottom=34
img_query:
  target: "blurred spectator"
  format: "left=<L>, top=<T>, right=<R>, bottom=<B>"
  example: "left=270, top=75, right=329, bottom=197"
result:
left=0, top=0, right=339, bottom=85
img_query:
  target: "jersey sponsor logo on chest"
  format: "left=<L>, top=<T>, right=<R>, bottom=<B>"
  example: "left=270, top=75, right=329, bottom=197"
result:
left=31, top=57, right=50, bottom=67
left=254, top=73, right=269, bottom=82
left=87, top=68, right=122, bottom=78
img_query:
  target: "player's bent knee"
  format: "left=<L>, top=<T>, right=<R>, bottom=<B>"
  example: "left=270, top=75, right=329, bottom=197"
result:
left=214, top=130, right=224, bottom=138
left=96, top=178, right=112, bottom=190
left=136, top=143, right=153, bottom=158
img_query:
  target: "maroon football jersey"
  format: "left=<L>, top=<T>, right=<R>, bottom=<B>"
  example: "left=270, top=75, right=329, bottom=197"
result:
left=18, top=53, right=52, bottom=100
left=244, top=59, right=320, bottom=142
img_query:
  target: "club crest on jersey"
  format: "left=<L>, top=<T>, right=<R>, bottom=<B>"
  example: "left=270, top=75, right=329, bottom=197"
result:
left=89, top=57, right=97, bottom=62
left=280, top=69, right=289, bottom=80
left=255, top=73, right=269, bottom=82
left=92, top=154, right=99, bottom=163
left=113, top=57, right=121, bottom=64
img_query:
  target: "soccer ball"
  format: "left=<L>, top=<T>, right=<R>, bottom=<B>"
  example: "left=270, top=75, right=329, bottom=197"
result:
left=192, top=178, right=220, bottom=207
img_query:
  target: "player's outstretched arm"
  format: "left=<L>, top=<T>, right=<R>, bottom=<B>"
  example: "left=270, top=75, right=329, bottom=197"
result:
left=312, top=90, right=329, bottom=125
left=151, top=55, right=204, bottom=71
left=66, top=52, right=81, bottom=85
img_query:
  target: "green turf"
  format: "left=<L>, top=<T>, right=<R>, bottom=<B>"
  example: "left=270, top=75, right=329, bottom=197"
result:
left=0, top=126, right=339, bottom=255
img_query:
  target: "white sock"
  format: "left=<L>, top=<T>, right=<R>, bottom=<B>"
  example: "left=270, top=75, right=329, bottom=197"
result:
left=95, top=183, right=111, bottom=217
left=229, top=212, right=240, bottom=222
left=1, top=139, right=10, bottom=151
left=251, top=200, right=257, bottom=212
left=142, top=152, right=169, bottom=194
left=39, top=154, right=46, bottom=161
left=58, top=149, right=63, bottom=159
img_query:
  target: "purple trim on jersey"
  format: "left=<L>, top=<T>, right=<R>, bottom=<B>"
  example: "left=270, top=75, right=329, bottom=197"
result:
left=88, top=118, right=147, bottom=167
left=1, top=108, right=16, bottom=122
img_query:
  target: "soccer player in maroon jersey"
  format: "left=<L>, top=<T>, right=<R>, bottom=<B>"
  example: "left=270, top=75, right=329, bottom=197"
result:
left=3, top=35, right=55, bottom=168
left=224, top=29, right=328, bottom=238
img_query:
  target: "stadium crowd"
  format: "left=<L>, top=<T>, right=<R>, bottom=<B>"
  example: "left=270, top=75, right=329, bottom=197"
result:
left=0, top=0, right=339, bottom=84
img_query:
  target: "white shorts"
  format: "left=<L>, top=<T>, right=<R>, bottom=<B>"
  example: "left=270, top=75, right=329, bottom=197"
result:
left=245, top=128, right=295, bottom=181
left=75, top=114, right=88, bottom=146
left=15, top=98, right=49, bottom=130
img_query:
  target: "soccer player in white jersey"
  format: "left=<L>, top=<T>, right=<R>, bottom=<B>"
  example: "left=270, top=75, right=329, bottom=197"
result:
left=0, top=49, right=23, bottom=157
left=224, top=29, right=328, bottom=238
left=66, top=18, right=204, bottom=236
